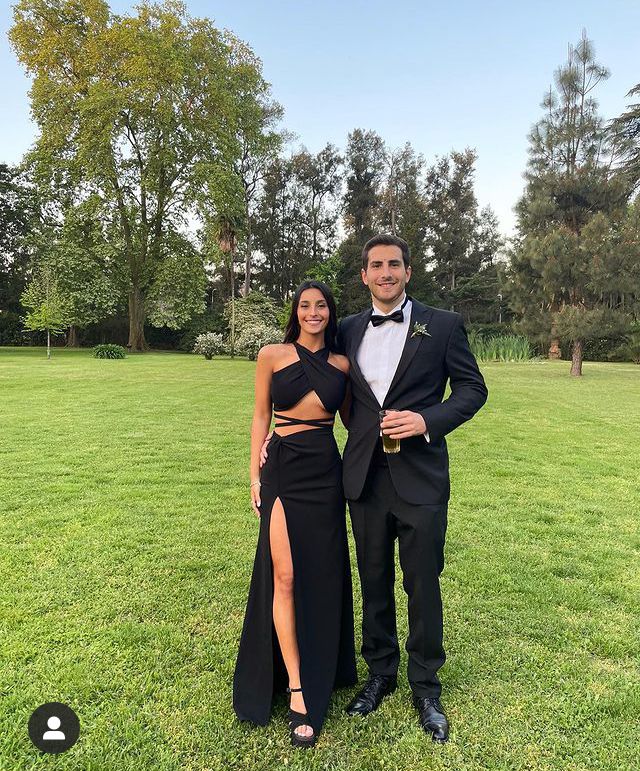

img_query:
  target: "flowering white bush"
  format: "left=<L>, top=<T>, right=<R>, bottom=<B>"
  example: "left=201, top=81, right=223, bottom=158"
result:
left=236, top=322, right=282, bottom=360
left=193, top=332, right=226, bottom=360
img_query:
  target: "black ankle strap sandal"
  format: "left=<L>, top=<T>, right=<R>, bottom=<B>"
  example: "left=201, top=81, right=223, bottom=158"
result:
left=286, top=687, right=316, bottom=748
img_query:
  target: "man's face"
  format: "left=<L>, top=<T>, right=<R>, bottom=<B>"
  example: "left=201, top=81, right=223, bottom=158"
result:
left=361, top=245, right=411, bottom=306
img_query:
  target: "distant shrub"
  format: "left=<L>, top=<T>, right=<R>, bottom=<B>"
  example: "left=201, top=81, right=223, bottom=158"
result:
left=469, top=332, right=532, bottom=362
left=93, top=344, right=126, bottom=359
left=559, top=334, right=630, bottom=362
left=616, top=327, right=640, bottom=364
left=236, top=322, right=282, bottom=360
left=223, top=292, right=281, bottom=338
left=193, top=332, right=226, bottom=360
left=178, top=309, right=226, bottom=352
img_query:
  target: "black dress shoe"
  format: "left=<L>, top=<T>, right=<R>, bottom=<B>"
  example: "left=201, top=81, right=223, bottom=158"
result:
left=412, top=694, right=449, bottom=742
left=345, top=674, right=397, bottom=716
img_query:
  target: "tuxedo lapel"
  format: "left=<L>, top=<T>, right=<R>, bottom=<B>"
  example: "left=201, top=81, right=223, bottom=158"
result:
left=382, top=297, right=433, bottom=407
left=346, top=308, right=379, bottom=407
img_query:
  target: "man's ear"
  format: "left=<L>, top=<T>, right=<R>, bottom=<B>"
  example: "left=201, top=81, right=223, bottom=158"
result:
left=361, top=268, right=368, bottom=286
left=405, top=265, right=412, bottom=283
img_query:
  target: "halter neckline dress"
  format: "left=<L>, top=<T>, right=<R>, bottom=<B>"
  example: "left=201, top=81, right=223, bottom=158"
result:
left=233, top=342, right=357, bottom=735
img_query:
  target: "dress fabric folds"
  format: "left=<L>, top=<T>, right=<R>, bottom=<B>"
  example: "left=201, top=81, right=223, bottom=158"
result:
left=233, top=343, right=357, bottom=734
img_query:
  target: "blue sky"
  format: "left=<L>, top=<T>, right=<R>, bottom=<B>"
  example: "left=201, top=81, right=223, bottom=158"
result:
left=2, top=0, right=639, bottom=235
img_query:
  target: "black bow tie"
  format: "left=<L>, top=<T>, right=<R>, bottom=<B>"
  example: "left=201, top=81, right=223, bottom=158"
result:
left=370, top=296, right=409, bottom=327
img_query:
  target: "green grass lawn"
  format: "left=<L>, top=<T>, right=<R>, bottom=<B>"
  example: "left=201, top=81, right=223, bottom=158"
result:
left=1, top=347, right=638, bottom=771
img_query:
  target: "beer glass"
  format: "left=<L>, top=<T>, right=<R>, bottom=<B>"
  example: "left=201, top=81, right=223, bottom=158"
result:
left=379, top=409, right=400, bottom=453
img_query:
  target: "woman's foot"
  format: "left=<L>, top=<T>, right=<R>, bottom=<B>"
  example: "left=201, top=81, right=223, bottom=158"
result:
left=287, top=686, right=315, bottom=745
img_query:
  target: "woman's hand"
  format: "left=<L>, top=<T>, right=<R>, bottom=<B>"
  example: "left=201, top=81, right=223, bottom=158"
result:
left=250, top=482, right=261, bottom=517
left=259, top=431, right=273, bottom=467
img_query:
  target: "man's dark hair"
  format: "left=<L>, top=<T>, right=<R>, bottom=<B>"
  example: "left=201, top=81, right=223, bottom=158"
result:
left=362, top=234, right=411, bottom=270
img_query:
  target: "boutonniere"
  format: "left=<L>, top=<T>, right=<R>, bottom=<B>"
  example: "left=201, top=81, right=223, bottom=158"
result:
left=411, top=321, right=431, bottom=338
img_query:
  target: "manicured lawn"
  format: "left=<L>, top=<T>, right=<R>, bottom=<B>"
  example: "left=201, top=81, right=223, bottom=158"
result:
left=1, top=347, right=638, bottom=771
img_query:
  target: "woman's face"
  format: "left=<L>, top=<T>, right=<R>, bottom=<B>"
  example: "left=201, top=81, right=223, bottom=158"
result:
left=297, top=288, right=330, bottom=336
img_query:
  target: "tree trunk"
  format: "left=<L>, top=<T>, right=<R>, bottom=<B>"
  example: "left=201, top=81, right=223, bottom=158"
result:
left=570, top=339, right=583, bottom=376
left=128, top=286, right=148, bottom=351
left=230, top=255, right=236, bottom=358
left=242, top=225, right=252, bottom=298
left=66, top=325, right=78, bottom=347
left=47, top=328, right=51, bottom=360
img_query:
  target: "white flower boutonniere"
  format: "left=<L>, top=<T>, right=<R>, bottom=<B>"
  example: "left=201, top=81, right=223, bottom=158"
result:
left=410, top=321, right=431, bottom=338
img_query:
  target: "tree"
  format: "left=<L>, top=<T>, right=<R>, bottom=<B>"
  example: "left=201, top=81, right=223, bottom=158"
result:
left=342, top=129, right=385, bottom=240
left=0, top=163, right=36, bottom=343
left=45, top=196, right=124, bottom=346
left=292, top=143, right=343, bottom=264
left=461, top=205, right=505, bottom=323
left=423, top=148, right=494, bottom=316
left=21, top=264, right=73, bottom=358
left=611, top=83, right=640, bottom=194
left=509, top=31, right=633, bottom=375
left=377, top=142, right=432, bottom=302
left=305, top=250, right=344, bottom=308
left=335, top=129, right=385, bottom=316
left=219, top=63, right=286, bottom=298
left=10, top=0, right=274, bottom=350
left=251, top=155, right=312, bottom=301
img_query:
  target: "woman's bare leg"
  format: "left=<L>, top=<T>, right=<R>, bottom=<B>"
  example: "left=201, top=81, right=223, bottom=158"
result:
left=269, top=496, right=313, bottom=738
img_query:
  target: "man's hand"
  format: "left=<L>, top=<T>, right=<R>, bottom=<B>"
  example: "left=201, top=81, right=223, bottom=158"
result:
left=259, top=431, right=273, bottom=467
left=381, top=410, right=426, bottom=439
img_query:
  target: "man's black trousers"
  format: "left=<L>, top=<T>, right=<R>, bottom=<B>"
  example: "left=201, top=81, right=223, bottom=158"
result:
left=348, top=451, right=448, bottom=698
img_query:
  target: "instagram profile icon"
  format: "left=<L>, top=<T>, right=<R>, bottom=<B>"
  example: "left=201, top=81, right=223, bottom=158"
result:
left=28, top=702, right=80, bottom=754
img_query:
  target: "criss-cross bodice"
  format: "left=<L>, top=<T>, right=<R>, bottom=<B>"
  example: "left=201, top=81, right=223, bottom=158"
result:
left=271, top=342, right=347, bottom=429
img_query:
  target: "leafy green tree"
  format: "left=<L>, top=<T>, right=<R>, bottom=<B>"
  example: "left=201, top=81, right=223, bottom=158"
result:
left=423, top=148, right=479, bottom=312
left=21, top=264, right=73, bottom=358
left=10, top=0, right=274, bottom=350
left=462, top=206, right=505, bottom=324
left=342, top=128, right=385, bottom=241
left=145, top=228, right=207, bottom=328
left=305, top=250, right=344, bottom=308
left=0, top=163, right=37, bottom=343
left=335, top=129, right=385, bottom=316
left=44, top=197, right=124, bottom=346
left=252, top=155, right=312, bottom=301
left=249, top=145, right=342, bottom=303
left=377, top=142, right=432, bottom=303
left=292, top=143, right=343, bottom=264
left=195, top=56, right=286, bottom=299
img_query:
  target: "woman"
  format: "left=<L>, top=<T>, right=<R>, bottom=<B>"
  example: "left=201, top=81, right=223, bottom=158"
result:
left=233, top=281, right=357, bottom=748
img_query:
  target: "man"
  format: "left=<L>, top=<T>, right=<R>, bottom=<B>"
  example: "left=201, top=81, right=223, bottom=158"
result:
left=335, top=234, right=488, bottom=742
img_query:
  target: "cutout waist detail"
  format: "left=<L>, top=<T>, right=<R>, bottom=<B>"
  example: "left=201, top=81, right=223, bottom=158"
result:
left=273, top=412, right=334, bottom=430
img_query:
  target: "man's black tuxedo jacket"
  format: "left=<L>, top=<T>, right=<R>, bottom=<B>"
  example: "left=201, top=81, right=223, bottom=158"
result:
left=336, top=297, right=488, bottom=505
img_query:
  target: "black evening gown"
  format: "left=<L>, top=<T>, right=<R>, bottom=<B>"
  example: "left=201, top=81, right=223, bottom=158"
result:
left=233, top=342, right=357, bottom=735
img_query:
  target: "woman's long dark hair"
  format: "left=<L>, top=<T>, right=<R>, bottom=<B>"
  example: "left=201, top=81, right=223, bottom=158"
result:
left=283, top=280, right=339, bottom=351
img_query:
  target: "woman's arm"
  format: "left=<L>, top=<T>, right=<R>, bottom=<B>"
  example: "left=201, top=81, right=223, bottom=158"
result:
left=338, top=380, right=352, bottom=430
left=250, top=346, right=274, bottom=515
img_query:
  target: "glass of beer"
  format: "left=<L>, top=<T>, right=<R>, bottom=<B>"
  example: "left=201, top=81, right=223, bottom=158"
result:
left=379, top=409, right=400, bottom=453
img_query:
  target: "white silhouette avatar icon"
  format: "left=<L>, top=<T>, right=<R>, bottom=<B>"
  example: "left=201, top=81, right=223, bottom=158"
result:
left=42, top=715, right=65, bottom=740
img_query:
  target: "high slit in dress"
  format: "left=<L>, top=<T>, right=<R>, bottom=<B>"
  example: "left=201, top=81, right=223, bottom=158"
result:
left=233, top=342, right=358, bottom=735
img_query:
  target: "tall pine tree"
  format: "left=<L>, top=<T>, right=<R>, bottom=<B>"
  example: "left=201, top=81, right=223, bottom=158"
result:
left=509, top=32, right=634, bottom=374
left=336, top=129, right=385, bottom=316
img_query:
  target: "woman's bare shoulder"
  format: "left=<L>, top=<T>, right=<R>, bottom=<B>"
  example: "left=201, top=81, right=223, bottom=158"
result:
left=329, top=352, right=350, bottom=374
left=257, top=343, right=295, bottom=367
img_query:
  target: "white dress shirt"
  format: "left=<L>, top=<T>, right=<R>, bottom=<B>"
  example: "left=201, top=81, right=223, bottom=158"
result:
left=356, top=292, right=430, bottom=442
